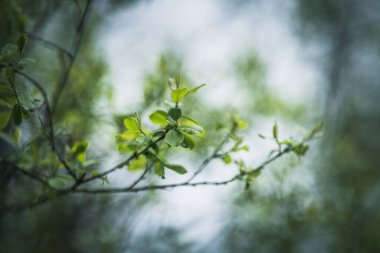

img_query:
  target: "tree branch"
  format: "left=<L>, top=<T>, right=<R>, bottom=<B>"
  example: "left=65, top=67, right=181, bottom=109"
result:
left=81, top=134, right=166, bottom=183
left=15, top=70, right=77, bottom=179
left=26, top=33, right=73, bottom=60
left=186, top=125, right=237, bottom=183
left=51, top=0, right=93, bottom=113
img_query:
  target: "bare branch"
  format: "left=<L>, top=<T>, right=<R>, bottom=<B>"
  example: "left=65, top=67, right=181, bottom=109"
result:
left=186, top=124, right=237, bottom=183
left=15, top=70, right=77, bottom=179
left=51, top=0, right=93, bottom=113
left=26, top=33, right=73, bottom=60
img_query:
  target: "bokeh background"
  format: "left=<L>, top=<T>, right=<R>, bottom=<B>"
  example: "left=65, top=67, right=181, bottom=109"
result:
left=1, top=0, right=380, bottom=252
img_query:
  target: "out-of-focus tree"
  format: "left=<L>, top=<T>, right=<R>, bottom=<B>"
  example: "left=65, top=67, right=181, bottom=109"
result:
left=217, top=1, right=380, bottom=252
left=0, top=0, right=323, bottom=252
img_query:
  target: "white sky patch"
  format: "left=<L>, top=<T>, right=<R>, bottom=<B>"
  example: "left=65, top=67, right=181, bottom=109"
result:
left=98, top=0, right=322, bottom=247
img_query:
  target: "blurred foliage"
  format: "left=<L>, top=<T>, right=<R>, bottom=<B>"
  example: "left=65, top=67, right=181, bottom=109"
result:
left=3, top=1, right=368, bottom=253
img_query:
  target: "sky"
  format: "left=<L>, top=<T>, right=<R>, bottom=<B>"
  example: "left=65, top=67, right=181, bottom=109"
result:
left=98, top=0, right=323, bottom=247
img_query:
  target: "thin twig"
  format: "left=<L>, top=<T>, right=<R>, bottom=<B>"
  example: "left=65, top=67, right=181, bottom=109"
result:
left=186, top=125, right=237, bottom=183
left=126, top=163, right=153, bottom=190
left=26, top=33, right=73, bottom=60
left=51, top=0, right=93, bottom=113
left=81, top=135, right=165, bottom=183
left=15, top=70, right=77, bottom=179
left=0, top=160, right=49, bottom=187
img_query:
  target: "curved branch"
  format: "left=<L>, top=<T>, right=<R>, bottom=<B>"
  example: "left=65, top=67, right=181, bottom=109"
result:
left=186, top=125, right=237, bottom=183
left=81, top=134, right=165, bottom=183
left=27, top=33, right=73, bottom=60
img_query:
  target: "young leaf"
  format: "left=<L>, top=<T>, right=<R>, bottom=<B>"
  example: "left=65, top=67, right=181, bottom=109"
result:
left=1, top=43, right=17, bottom=57
left=128, top=156, right=147, bottom=171
left=273, top=121, right=278, bottom=140
left=171, top=88, right=189, bottom=103
left=232, top=115, right=248, bottom=130
left=124, top=117, right=140, bottom=132
left=308, top=122, right=323, bottom=140
left=18, top=58, right=36, bottom=65
left=48, top=176, right=74, bottom=189
left=177, top=125, right=202, bottom=135
left=136, top=135, right=151, bottom=144
left=293, top=144, right=309, bottom=156
left=165, top=163, right=187, bottom=174
left=149, top=110, right=168, bottom=126
left=181, top=133, right=195, bottom=149
left=12, top=127, right=21, bottom=144
left=16, top=34, right=28, bottom=55
left=166, top=116, right=176, bottom=126
left=154, top=161, right=165, bottom=179
left=72, top=140, right=89, bottom=163
left=186, top=83, right=206, bottom=95
left=165, top=129, right=184, bottom=146
left=223, top=154, right=232, bottom=164
left=168, top=108, right=182, bottom=121
left=0, top=109, right=12, bottom=129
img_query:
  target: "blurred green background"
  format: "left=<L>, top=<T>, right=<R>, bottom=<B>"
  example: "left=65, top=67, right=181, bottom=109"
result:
left=1, top=0, right=380, bottom=252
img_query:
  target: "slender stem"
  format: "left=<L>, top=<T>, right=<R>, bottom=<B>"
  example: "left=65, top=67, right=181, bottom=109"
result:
left=15, top=70, right=77, bottom=179
left=186, top=125, right=236, bottom=183
left=51, top=0, right=93, bottom=113
left=80, top=135, right=165, bottom=183
left=26, top=33, right=73, bottom=59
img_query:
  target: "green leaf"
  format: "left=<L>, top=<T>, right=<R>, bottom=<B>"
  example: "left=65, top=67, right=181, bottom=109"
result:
left=71, top=140, right=89, bottom=163
left=154, top=161, right=165, bottom=179
left=16, top=34, right=28, bottom=55
left=181, top=133, right=195, bottom=149
left=293, top=144, right=309, bottom=156
left=273, top=121, right=278, bottom=140
left=241, top=145, right=249, bottom=152
left=232, top=115, right=248, bottom=130
left=165, top=129, right=184, bottom=146
left=168, top=107, right=182, bottom=121
left=12, top=104, right=22, bottom=125
left=223, top=154, right=232, bottom=164
left=18, top=58, right=36, bottom=65
left=149, top=110, right=168, bottom=126
left=180, top=116, right=200, bottom=126
left=136, top=135, right=151, bottom=144
left=186, top=83, right=206, bottom=95
left=128, top=156, right=146, bottom=171
left=123, top=117, right=139, bottom=131
left=165, top=163, right=187, bottom=174
left=308, top=122, right=323, bottom=139
left=12, top=127, right=21, bottom=144
left=171, top=88, right=189, bottom=103
left=166, top=116, right=176, bottom=126
left=117, top=131, right=142, bottom=140
left=1, top=43, right=17, bottom=57
left=177, top=125, right=203, bottom=135
left=82, top=159, right=99, bottom=168
left=0, top=109, right=12, bottom=129
left=48, top=176, right=74, bottom=189
left=246, top=169, right=261, bottom=181
left=179, top=117, right=205, bottom=136
left=72, top=140, right=89, bottom=154
left=168, top=78, right=176, bottom=90
left=175, top=75, right=181, bottom=88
